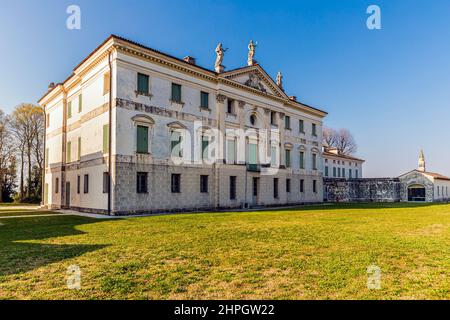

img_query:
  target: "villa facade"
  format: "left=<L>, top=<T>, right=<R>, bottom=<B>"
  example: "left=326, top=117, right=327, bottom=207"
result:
left=39, top=35, right=327, bottom=214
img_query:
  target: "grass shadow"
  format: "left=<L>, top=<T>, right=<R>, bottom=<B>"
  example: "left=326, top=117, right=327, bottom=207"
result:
left=0, top=215, right=108, bottom=276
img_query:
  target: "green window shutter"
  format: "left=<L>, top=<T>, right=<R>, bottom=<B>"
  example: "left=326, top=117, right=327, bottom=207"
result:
left=202, top=136, right=208, bottom=160
left=172, top=83, right=181, bottom=102
left=312, top=123, right=317, bottom=136
left=68, top=101, right=72, bottom=118
left=285, top=149, right=291, bottom=167
left=78, top=94, right=82, bottom=112
left=312, top=154, right=317, bottom=170
left=227, top=140, right=236, bottom=163
left=248, top=143, right=257, bottom=165
left=78, top=137, right=81, bottom=161
left=299, top=120, right=304, bottom=133
left=285, top=116, right=290, bottom=129
left=137, top=125, right=149, bottom=153
left=171, top=131, right=182, bottom=157
left=200, top=91, right=209, bottom=108
left=103, top=124, right=109, bottom=153
left=66, top=141, right=71, bottom=163
left=137, top=73, right=149, bottom=94
left=271, top=146, right=277, bottom=166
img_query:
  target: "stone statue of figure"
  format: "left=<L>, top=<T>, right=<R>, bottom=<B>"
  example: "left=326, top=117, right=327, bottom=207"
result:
left=215, top=43, right=227, bottom=71
left=247, top=40, right=257, bottom=66
left=276, top=71, right=283, bottom=89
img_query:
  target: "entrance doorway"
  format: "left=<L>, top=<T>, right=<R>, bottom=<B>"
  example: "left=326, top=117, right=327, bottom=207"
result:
left=408, top=184, right=426, bottom=202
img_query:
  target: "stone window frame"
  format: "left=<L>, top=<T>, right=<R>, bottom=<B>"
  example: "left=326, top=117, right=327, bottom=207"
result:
left=132, top=114, right=155, bottom=155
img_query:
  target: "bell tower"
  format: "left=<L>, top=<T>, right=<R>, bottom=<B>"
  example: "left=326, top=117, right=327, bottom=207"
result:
left=418, top=150, right=426, bottom=172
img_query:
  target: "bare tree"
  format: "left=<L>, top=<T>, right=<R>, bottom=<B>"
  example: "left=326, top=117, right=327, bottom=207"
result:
left=10, top=104, right=43, bottom=200
left=323, top=127, right=337, bottom=147
left=0, top=110, right=13, bottom=202
left=323, top=127, right=358, bottom=155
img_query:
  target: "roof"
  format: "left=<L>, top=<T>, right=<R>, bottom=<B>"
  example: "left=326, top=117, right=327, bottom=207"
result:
left=322, top=150, right=365, bottom=162
left=399, top=169, right=450, bottom=181
left=39, top=35, right=327, bottom=115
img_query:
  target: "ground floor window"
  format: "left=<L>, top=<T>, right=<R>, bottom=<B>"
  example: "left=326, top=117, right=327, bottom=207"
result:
left=137, top=172, right=148, bottom=193
left=83, top=174, right=89, bottom=194
left=200, top=175, right=208, bottom=193
left=230, top=176, right=236, bottom=200
left=171, top=174, right=181, bottom=193
left=77, top=175, right=81, bottom=194
left=300, top=179, right=304, bottom=193
left=55, top=177, right=59, bottom=194
left=103, top=172, right=110, bottom=194
left=274, top=178, right=279, bottom=198
left=313, top=180, right=317, bottom=193
left=286, top=178, right=291, bottom=193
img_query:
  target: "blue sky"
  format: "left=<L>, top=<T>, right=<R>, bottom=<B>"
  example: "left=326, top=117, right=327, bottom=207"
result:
left=1, top=0, right=449, bottom=177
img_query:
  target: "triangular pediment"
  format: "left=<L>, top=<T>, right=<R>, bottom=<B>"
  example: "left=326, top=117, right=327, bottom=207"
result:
left=221, top=65, right=288, bottom=99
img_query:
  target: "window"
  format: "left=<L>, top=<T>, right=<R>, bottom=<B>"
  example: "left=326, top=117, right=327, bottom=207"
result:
left=103, top=72, right=110, bottom=95
left=271, top=146, right=277, bottom=167
left=137, top=125, right=149, bottom=154
left=201, top=136, right=209, bottom=160
left=313, top=180, right=317, bottom=193
left=200, top=91, right=209, bottom=109
left=103, top=172, right=110, bottom=194
left=137, top=73, right=149, bottom=94
left=300, top=179, right=304, bottom=193
left=285, top=149, right=291, bottom=168
left=299, top=151, right=305, bottom=169
left=67, top=101, right=72, bottom=118
left=226, top=139, right=236, bottom=164
left=273, top=178, right=279, bottom=198
left=55, top=177, right=59, bottom=194
left=136, top=172, right=148, bottom=193
left=250, top=114, right=256, bottom=126
left=103, top=124, right=109, bottom=153
left=200, top=175, right=208, bottom=193
left=285, top=116, right=291, bottom=129
left=270, top=111, right=276, bottom=125
left=342, top=168, right=346, bottom=178
left=171, top=83, right=182, bottom=103
left=286, top=179, right=291, bottom=193
left=333, top=167, right=337, bottom=177
left=66, top=141, right=71, bottom=163
left=78, top=94, right=82, bottom=113
left=299, top=119, right=305, bottom=133
left=46, top=113, right=50, bottom=128
left=77, top=137, right=81, bottom=161
left=171, top=174, right=181, bottom=193
left=230, top=176, right=236, bottom=200
left=356, top=169, right=359, bottom=178
left=77, top=175, right=80, bottom=194
left=83, top=174, right=89, bottom=194
left=312, top=123, right=317, bottom=136
left=338, top=168, right=341, bottom=178
left=325, top=166, right=329, bottom=177
left=312, top=154, right=317, bottom=170
left=349, top=169, right=353, bottom=179
left=227, top=99, right=234, bottom=114
left=171, top=131, right=182, bottom=157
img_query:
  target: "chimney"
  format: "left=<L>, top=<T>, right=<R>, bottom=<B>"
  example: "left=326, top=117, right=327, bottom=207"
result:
left=183, top=56, right=196, bottom=65
left=289, top=96, right=297, bottom=102
left=48, top=82, right=55, bottom=90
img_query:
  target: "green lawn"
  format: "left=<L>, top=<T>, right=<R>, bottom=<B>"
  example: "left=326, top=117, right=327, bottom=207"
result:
left=0, top=203, right=449, bottom=300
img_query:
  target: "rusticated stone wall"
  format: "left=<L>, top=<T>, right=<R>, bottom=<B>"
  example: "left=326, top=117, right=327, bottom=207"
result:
left=324, top=178, right=401, bottom=202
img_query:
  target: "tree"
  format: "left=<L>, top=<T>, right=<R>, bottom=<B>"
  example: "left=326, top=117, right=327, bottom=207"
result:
left=10, top=104, right=44, bottom=201
left=323, top=127, right=358, bottom=155
left=0, top=110, right=13, bottom=202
